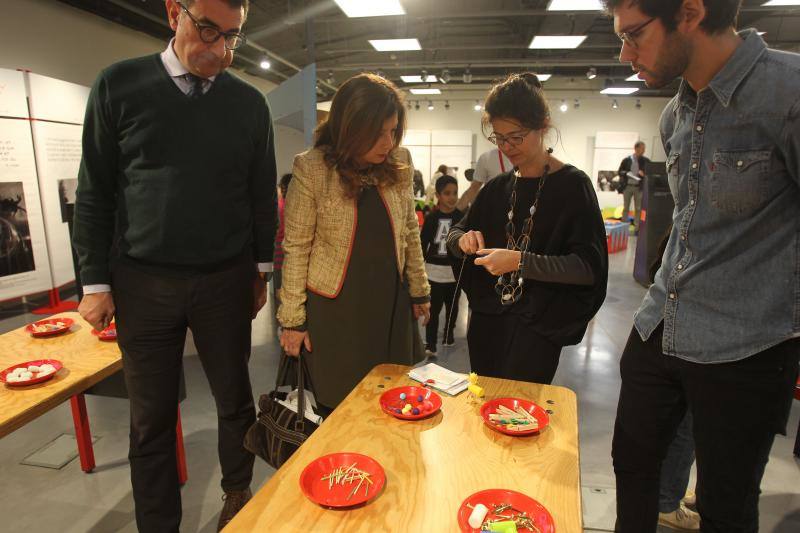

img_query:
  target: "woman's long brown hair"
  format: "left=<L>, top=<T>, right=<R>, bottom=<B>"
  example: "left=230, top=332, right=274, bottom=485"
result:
left=314, top=73, right=408, bottom=197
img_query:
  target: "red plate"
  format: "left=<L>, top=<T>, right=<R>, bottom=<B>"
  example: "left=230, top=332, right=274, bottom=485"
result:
left=91, top=323, right=117, bottom=341
left=0, top=359, right=63, bottom=387
left=457, top=489, right=556, bottom=533
left=480, top=397, right=550, bottom=436
left=25, top=318, right=74, bottom=338
left=299, top=452, right=386, bottom=508
left=379, top=385, right=442, bottom=420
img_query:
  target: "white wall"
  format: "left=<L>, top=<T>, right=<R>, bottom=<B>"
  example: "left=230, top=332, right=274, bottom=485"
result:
left=274, top=124, right=307, bottom=176
left=405, top=91, right=671, bottom=188
left=0, top=0, right=276, bottom=93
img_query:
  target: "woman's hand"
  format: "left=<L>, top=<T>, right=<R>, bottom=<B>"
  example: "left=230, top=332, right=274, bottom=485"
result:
left=458, top=230, right=485, bottom=255
left=280, top=328, right=312, bottom=357
left=413, top=303, right=431, bottom=325
left=474, top=249, right=522, bottom=276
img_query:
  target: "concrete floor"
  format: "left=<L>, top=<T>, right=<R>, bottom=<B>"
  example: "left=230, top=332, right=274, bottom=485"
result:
left=0, top=240, right=798, bottom=532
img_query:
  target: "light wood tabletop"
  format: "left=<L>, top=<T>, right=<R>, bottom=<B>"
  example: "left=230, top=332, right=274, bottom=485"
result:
left=0, top=312, right=122, bottom=438
left=225, top=363, right=581, bottom=532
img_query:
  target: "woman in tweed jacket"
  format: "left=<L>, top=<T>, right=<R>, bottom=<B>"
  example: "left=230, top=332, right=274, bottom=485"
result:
left=277, top=74, right=431, bottom=411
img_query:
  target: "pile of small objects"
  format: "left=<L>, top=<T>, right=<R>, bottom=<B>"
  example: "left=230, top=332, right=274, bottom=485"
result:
left=392, top=392, right=434, bottom=416
left=5, top=363, right=58, bottom=383
left=320, top=462, right=374, bottom=501
left=468, top=502, right=541, bottom=532
left=31, top=321, right=68, bottom=333
left=488, top=405, right=539, bottom=432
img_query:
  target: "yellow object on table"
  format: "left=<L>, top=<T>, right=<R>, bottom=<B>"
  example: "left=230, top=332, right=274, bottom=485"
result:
left=223, top=364, right=581, bottom=532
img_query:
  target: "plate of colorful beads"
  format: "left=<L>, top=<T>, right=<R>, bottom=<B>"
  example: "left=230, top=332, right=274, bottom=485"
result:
left=457, top=488, right=555, bottom=532
left=379, top=385, right=442, bottom=420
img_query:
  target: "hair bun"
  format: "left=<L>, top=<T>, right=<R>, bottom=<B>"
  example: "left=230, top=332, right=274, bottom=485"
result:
left=520, top=72, right=543, bottom=89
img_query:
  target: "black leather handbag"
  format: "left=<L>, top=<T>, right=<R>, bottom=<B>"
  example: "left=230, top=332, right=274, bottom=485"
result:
left=244, top=350, right=318, bottom=469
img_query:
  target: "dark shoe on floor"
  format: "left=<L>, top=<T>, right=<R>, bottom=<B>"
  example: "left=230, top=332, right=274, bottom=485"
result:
left=443, top=335, right=455, bottom=347
left=217, top=488, right=252, bottom=531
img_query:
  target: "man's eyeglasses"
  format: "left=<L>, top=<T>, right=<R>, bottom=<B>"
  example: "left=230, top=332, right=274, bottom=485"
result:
left=617, top=17, right=656, bottom=50
left=488, top=130, right=531, bottom=148
left=178, top=2, right=247, bottom=51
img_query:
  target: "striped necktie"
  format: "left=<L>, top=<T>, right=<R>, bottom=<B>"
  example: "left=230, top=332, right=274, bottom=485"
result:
left=185, top=73, right=205, bottom=98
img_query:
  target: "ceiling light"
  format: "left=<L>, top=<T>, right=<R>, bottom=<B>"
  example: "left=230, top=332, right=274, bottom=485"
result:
left=401, top=75, right=438, bottom=83
left=445, top=100, right=450, bottom=110
left=586, top=67, right=597, bottom=79
left=635, top=99, right=642, bottom=109
left=427, top=101, right=434, bottom=111
left=333, top=0, right=405, bottom=18
left=369, top=38, right=421, bottom=52
left=534, top=74, right=553, bottom=82
left=463, top=69, right=473, bottom=84
left=573, top=98, right=580, bottom=109
left=559, top=100, right=568, bottom=113
left=601, top=87, right=640, bottom=95
left=326, top=70, right=335, bottom=84
left=547, top=0, right=603, bottom=10
left=440, top=69, right=451, bottom=84
left=612, top=99, right=619, bottom=109
left=474, top=100, right=482, bottom=111
left=529, top=35, right=587, bottom=49
left=762, top=1, right=800, bottom=6
left=410, top=88, right=441, bottom=95
left=414, top=101, right=420, bottom=111
left=626, top=73, right=643, bottom=82
left=259, top=58, right=271, bottom=70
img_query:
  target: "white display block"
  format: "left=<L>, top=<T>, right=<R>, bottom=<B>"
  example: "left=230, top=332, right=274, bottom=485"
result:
left=0, top=69, right=29, bottom=119
left=0, top=119, right=53, bottom=298
left=431, top=129, right=472, bottom=147
left=30, top=121, right=83, bottom=286
left=27, top=73, right=89, bottom=124
left=403, top=129, right=431, bottom=146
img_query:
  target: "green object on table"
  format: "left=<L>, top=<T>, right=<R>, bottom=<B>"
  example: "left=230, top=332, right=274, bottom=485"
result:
left=487, top=521, right=518, bottom=533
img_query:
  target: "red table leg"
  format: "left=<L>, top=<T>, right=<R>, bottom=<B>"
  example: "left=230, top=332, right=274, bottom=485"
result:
left=70, top=394, right=95, bottom=473
left=176, top=405, right=188, bottom=485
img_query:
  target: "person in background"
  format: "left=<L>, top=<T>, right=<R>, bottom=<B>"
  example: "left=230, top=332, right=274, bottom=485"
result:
left=420, top=175, right=464, bottom=356
left=447, top=73, right=608, bottom=385
left=617, top=141, right=650, bottom=235
left=426, top=163, right=450, bottom=204
left=601, top=0, right=800, bottom=531
left=413, top=169, right=426, bottom=198
left=72, top=1, right=277, bottom=531
left=278, top=73, right=431, bottom=414
left=272, top=173, right=292, bottom=318
left=456, top=147, right=512, bottom=211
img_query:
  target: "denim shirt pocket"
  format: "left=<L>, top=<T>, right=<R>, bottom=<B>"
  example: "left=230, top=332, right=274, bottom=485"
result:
left=709, top=149, right=771, bottom=217
left=666, top=152, right=680, bottom=205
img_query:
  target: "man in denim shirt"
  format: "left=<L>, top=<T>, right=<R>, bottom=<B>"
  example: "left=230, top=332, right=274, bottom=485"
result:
left=601, top=1, right=800, bottom=532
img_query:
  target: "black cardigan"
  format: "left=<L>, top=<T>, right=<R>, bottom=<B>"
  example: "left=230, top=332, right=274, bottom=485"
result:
left=447, top=165, right=608, bottom=346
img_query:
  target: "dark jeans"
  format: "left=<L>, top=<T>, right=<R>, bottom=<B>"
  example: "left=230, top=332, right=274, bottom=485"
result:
left=425, top=281, right=460, bottom=350
left=467, top=311, right=562, bottom=384
left=113, top=258, right=257, bottom=533
left=658, top=411, right=694, bottom=513
left=613, top=324, right=799, bottom=533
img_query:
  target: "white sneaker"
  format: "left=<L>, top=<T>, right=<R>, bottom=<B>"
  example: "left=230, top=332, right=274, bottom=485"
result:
left=658, top=503, right=700, bottom=531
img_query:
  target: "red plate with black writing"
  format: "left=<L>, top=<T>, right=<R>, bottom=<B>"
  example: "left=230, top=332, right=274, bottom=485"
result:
left=457, top=488, right=555, bottom=532
left=379, top=385, right=442, bottom=420
left=299, top=452, right=386, bottom=508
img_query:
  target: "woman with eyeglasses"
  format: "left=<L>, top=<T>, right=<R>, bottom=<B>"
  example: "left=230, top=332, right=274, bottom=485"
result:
left=447, top=73, right=608, bottom=384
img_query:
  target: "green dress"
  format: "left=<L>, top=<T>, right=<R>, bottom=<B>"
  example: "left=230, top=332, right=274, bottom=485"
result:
left=306, top=186, right=424, bottom=408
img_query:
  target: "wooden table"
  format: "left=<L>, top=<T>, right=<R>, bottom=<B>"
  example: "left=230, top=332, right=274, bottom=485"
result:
left=0, top=311, right=187, bottom=481
left=225, top=363, right=581, bottom=532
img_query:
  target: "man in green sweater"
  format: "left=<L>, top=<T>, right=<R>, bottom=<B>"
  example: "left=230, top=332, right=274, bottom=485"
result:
left=72, top=1, right=276, bottom=531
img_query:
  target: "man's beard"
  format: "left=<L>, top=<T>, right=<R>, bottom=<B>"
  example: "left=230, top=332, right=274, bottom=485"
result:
left=639, top=32, right=691, bottom=89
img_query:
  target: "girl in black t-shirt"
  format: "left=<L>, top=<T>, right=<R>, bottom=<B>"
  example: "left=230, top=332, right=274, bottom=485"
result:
left=447, top=73, right=608, bottom=384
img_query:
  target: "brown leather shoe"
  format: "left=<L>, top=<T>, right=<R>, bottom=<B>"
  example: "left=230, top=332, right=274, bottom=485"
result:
left=216, top=488, right=252, bottom=531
